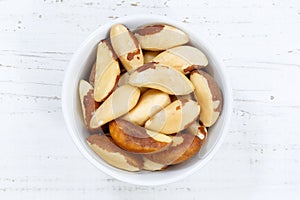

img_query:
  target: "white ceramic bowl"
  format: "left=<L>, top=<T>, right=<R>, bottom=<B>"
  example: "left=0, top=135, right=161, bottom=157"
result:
left=62, top=15, right=232, bottom=186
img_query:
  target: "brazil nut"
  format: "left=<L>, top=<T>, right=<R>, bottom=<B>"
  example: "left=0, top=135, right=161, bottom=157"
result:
left=110, top=24, right=143, bottom=72
left=134, top=24, right=189, bottom=51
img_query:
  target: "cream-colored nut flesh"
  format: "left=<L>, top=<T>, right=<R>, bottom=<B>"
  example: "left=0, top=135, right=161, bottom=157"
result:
left=90, top=85, right=140, bottom=128
left=128, top=63, right=194, bottom=95
left=110, top=24, right=143, bottom=72
left=153, top=46, right=208, bottom=74
left=142, top=157, right=166, bottom=171
left=184, top=121, right=207, bottom=140
left=94, top=39, right=120, bottom=102
left=87, top=134, right=143, bottom=171
left=143, top=50, right=161, bottom=63
left=122, top=89, right=171, bottom=125
left=134, top=24, right=189, bottom=51
left=117, top=72, right=130, bottom=87
left=145, top=99, right=200, bottom=134
left=144, top=133, right=202, bottom=165
left=109, top=119, right=172, bottom=153
left=190, top=70, right=223, bottom=127
left=118, top=72, right=148, bottom=93
left=79, top=80, right=101, bottom=133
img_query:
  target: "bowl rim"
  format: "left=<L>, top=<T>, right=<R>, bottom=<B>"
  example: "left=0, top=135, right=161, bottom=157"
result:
left=62, top=14, right=232, bottom=186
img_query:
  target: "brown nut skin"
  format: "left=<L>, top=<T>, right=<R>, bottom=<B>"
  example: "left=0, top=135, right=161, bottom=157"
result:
left=79, top=80, right=102, bottom=133
left=144, top=133, right=204, bottom=166
left=134, top=24, right=189, bottom=51
left=190, top=70, right=223, bottom=127
left=87, top=134, right=143, bottom=171
left=110, top=24, right=143, bottom=72
left=142, top=156, right=167, bottom=171
left=109, top=119, right=172, bottom=154
left=89, top=63, right=96, bottom=86
left=170, top=93, right=196, bottom=102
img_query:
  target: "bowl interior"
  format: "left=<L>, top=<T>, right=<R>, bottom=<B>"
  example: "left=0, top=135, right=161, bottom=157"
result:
left=62, top=15, right=232, bottom=186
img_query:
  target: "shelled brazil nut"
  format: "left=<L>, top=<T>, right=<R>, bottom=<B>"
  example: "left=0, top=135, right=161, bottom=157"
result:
left=78, top=22, right=223, bottom=172
left=89, top=84, right=140, bottom=129
left=144, top=133, right=205, bottom=167
left=122, top=89, right=171, bottom=126
left=87, top=134, right=143, bottom=171
left=110, top=24, right=143, bottom=72
left=145, top=99, right=200, bottom=134
left=134, top=24, right=189, bottom=51
left=152, top=45, right=208, bottom=74
left=109, top=119, right=172, bottom=153
left=117, top=72, right=148, bottom=93
left=93, top=39, right=120, bottom=102
left=79, top=80, right=101, bottom=133
left=128, top=62, right=194, bottom=95
left=89, top=63, right=96, bottom=86
left=190, top=70, right=223, bottom=127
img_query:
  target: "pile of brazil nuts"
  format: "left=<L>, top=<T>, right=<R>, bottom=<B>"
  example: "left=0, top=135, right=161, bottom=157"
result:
left=79, top=23, right=223, bottom=172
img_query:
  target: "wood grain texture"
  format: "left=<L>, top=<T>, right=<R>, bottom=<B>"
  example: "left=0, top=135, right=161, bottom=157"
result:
left=0, top=0, right=300, bottom=199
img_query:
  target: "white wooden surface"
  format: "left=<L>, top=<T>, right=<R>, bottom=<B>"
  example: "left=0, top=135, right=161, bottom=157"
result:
left=1, top=0, right=300, bottom=199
